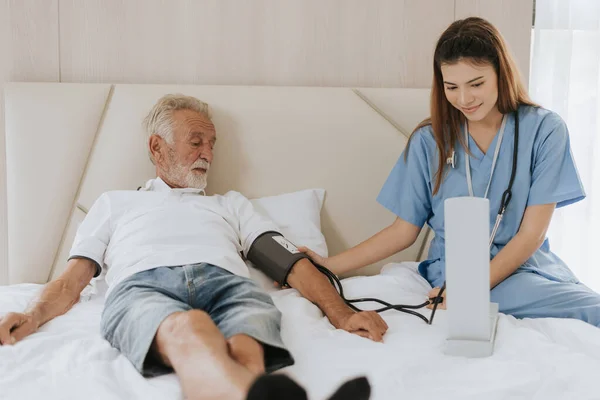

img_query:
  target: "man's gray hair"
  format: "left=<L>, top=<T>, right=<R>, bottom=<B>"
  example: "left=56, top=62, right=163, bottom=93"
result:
left=143, top=94, right=212, bottom=163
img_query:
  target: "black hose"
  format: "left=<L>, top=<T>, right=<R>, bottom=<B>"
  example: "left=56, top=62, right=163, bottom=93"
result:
left=315, top=265, right=442, bottom=325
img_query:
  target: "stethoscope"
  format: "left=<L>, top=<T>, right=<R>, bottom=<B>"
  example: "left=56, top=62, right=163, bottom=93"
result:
left=318, top=109, right=520, bottom=325
left=462, top=108, right=519, bottom=247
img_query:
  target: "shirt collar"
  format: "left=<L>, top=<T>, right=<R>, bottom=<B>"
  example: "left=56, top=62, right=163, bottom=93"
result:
left=144, top=177, right=206, bottom=195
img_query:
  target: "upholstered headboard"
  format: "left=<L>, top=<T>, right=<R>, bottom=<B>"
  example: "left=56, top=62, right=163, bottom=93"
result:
left=4, top=83, right=431, bottom=285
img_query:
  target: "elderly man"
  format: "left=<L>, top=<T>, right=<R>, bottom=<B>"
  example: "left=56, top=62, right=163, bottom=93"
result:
left=0, top=94, right=387, bottom=400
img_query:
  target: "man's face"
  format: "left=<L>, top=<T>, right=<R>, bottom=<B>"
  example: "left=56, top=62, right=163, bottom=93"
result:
left=158, top=109, right=217, bottom=189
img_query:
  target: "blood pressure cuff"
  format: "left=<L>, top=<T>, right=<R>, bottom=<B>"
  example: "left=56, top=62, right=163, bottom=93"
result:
left=247, top=231, right=309, bottom=285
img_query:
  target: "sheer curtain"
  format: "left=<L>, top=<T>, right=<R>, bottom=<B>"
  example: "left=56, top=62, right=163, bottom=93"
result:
left=530, top=0, right=600, bottom=291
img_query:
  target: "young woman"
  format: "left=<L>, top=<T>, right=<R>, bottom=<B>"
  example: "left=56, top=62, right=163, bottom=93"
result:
left=302, top=17, right=600, bottom=327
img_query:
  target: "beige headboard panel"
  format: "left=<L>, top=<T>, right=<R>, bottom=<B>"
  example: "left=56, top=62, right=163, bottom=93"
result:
left=4, top=83, right=431, bottom=284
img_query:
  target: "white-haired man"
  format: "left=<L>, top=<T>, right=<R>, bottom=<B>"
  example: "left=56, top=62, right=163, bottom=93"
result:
left=0, top=94, right=386, bottom=400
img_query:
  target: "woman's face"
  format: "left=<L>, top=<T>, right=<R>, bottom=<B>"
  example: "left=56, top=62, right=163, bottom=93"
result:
left=441, top=59, right=499, bottom=122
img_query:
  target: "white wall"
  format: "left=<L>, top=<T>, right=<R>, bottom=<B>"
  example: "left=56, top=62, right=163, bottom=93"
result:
left=0, top=0, right=533, bottom=285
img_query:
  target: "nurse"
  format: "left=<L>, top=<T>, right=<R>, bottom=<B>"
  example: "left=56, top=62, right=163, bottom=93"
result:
left=302, top=17, right=600, bottom=327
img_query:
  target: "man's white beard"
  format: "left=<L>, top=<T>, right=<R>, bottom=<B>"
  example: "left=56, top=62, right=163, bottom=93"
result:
left=163, top=150, right=210, bottom=190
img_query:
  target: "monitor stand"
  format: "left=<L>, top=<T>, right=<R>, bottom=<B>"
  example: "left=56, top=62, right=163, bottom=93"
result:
left=444, top=303, right=499, bottom=357
left=443, top=197, right=499, bottom=358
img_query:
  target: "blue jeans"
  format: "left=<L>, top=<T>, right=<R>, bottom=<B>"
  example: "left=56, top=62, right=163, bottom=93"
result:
left=100, top=263, right=294, bottom=376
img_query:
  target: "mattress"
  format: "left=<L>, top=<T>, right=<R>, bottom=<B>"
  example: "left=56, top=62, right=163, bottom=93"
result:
left=1, top=262, right=600, bottom=400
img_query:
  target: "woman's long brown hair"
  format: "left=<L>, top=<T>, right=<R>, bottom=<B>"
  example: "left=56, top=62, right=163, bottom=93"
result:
left=408, top=17, right=537, bottom=195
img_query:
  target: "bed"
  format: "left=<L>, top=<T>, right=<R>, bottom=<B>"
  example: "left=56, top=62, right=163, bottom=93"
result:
left=2, top=83, right=600, bottom=400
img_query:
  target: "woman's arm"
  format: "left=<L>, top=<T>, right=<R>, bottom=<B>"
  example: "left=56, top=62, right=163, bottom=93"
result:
left=304, top=217, right=422, bottom=275
left=489, top=203, right=556, bottom=288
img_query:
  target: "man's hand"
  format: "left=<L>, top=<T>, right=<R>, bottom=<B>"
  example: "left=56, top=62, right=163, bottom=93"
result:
left=284, top=258, right=388, bottom=342
left=330, top=308, right=389, bottom=342
left=0, top=312, right=40, bottom=345
left=426, top=287, right=446, bottom=310
left=0, top=259, right=96, bottom=346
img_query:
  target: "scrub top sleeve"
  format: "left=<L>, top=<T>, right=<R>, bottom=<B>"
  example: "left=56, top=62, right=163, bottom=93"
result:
left=377, top=130, right=432, bottom=228
left=527, top=114, right=586, bottom=208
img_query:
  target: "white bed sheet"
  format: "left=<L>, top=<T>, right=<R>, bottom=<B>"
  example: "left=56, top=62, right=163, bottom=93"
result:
left=1, top=262, right=600, bottom=400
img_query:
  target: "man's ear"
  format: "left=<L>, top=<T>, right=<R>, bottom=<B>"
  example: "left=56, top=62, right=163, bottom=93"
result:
left=149, top=134, right=164, bottom=164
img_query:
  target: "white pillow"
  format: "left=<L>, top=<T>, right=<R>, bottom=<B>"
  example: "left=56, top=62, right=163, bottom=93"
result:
left=248, top=188, right=328, bottom=291
left=250, top=188, right=328, bottom=257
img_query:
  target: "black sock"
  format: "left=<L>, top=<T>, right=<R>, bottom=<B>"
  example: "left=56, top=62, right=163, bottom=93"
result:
left=327, top=376, right=371, bottom=400
left=246, top=374, right=308, bottom=400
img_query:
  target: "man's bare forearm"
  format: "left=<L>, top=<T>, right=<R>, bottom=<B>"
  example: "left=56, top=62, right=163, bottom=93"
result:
left=26, top=258, right=96, bottom=326
left=285, top=258, right=353, bottom=327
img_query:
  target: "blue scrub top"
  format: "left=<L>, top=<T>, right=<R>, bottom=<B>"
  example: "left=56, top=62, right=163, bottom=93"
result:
left=377, top=105, right=586, bottom=288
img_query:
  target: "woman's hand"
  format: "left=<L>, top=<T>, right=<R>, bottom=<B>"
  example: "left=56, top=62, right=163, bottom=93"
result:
left=297, top=246, right=329, bottom=268
left=273, top=246, right=330, bottom=288
left=426, top=287, right=447, bottom=310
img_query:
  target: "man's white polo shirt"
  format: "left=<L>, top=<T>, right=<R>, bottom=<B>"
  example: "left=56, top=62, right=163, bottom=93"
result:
left=69, top=177, right=279, bottom=296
